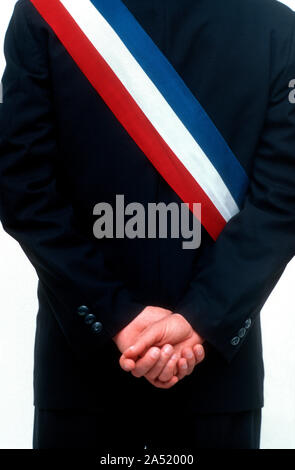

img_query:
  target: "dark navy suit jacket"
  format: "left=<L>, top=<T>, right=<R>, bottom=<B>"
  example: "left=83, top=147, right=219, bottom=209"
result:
left=1, top=0, right=295, bottom=413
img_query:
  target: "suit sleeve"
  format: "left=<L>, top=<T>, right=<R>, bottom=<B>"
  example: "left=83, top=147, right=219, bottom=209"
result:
left=0, top=1, right=144, bottom=362
left=176, top=17, right=295, bottom=363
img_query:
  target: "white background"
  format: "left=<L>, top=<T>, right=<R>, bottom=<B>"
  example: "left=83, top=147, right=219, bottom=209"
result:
left=0, top=0, right=295, bottom=449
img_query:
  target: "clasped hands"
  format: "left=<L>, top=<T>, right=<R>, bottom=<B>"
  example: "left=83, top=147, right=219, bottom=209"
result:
left=113, top=306, right=205, bottom=389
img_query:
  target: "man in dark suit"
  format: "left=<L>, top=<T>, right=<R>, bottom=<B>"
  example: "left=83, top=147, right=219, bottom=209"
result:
left=0, top=0, right=295, bottom=450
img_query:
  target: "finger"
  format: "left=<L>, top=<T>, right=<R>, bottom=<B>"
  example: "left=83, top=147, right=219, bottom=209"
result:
left=145, top=344, right=174, bottom=381
left=131, top=347, right=161, bottom=378
left=147, top=375, right=179, bottom=389
left=123, top=324, right=164, bottom=360
left=176, top=357, right=189, bottom=381
left=183, top=347, right=196, bottom=375
left=119, top=356, right=136, bottom=372
left=193, top=344, right=205, bottom=364
left=157, top=353, right=179, bottom=382
left=176, top=345, right=204, bottom=380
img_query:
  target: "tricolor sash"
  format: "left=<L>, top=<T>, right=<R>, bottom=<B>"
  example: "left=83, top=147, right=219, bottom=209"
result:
left=29, top=0, right=249, bottom=240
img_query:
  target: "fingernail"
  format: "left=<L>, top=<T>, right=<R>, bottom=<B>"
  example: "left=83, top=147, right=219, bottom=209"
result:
left=172, top=354, right=178, bottom=361
left=151, top=348, right=160, bottom=359
left=163, top=345, right=173, bottom=355
left=123, top=364, right=132, bottom=371
left=197, top=346, right=203, bottom=357
left=181, top=362, right=188, bottom=369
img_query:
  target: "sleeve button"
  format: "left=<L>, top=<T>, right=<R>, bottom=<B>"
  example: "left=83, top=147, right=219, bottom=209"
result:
left=231, top=336, right=240, bottom=346
left=91, top=322, right=103, bottom=334
left=84, top=313, right=96, bottom=325
left=238, top=328, right=246, bottom=338
left=77, top=305, right=89, bottom=316
left=245, top=318, right=252, bottom=329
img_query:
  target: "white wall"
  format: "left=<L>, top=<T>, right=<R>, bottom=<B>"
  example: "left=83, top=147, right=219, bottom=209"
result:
left=0, top=0, right=295, bottom=449
left=0, top=0, right=37, bottom=450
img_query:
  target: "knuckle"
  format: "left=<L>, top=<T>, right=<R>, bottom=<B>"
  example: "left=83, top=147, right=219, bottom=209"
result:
left=160, top=373, right=170, bottom=382
left=173, top=313, right=183, bottom=322
left=148, top=371, right=158, bottom=380
left=132, top=369, right=143, bottom=378
left=158, top=374, right=167, bottom=382
left=156, top=382, right=165, bottom=389
left=119, top=358, right=124, bottom=369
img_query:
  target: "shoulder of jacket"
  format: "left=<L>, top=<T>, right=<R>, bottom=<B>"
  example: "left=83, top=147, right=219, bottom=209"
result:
left=13, top=0, right=44, bottom=25
left=241, top=0, right=295, bottom=29
left=12, top=0, right=52, bottom=41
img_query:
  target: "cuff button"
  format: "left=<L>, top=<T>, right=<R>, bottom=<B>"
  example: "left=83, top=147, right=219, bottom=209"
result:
left=231, top=336, right=240, bottom=346
left=77, top=305, right=89, bottom=316
left=84, top=313, right=96, bottom=325
left=238, top=328, right=246, bottom=338
left=245, top=318, right=252, bottom=329
left=91, top=322, right=103, bottom=334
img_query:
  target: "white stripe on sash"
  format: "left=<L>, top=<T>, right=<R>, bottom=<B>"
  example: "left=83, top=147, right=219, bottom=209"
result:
left=60, top=0, right=239, bottom=221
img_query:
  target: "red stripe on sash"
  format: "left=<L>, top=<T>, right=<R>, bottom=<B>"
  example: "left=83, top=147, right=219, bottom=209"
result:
left=30, top=0, right=226, bottom=239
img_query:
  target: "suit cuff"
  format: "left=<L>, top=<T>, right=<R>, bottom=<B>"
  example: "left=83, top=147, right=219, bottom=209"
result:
left=175, top=298, right=255, bottom=363
left=41, top=282, right=144, bottom=363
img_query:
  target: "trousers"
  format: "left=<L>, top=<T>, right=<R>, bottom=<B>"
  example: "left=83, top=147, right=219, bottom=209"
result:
left=32, top=406, right=262, bottom=450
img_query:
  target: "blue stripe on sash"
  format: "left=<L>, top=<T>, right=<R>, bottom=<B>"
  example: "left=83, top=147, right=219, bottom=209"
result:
left=90, top=0, right=249, bottom=208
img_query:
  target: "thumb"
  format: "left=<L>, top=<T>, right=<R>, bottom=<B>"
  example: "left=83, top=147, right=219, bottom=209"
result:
left=119, top=356, right=136, bottom=372
left=123, top=322, right=164, bottom=359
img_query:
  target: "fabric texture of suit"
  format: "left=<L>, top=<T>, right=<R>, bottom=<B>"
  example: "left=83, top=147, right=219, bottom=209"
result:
left=0, top=0, right=295, bottom=416
left=32, top=407, right=262, bottom=450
